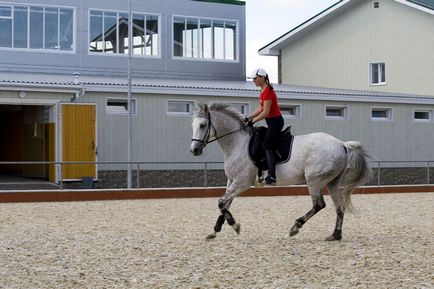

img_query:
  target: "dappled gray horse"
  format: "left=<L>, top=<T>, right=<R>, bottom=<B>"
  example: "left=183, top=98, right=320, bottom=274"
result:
left=191, top=103, right=372, bottom=241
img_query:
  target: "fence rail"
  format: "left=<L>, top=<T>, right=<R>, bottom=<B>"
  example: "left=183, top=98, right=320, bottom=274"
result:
left=0, top=160, right=433, bottom=189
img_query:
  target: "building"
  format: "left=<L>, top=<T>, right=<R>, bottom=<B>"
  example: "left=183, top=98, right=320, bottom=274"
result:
left=0, top=0, right=433, bottom=187
left=259, top=0, right=434, bottom=96
left=0, top=0, right=247, bottom=185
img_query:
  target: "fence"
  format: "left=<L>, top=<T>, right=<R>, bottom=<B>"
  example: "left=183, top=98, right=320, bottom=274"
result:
left=0, top=160, right=433, bottom=189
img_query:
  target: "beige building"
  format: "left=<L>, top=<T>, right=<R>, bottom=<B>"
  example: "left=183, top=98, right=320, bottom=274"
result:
left=259, top=0, right=434, bottom=97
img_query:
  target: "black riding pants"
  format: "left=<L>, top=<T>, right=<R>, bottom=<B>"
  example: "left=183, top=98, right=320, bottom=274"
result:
left=264, top=115, right=284, bottom=150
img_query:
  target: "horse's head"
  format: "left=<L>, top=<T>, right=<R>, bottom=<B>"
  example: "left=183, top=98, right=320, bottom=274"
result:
left=191, top=103, right=214, bottom=156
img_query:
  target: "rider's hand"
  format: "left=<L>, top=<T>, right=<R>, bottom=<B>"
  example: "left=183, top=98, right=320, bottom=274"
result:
left=247, top=120, right=254, bottom=127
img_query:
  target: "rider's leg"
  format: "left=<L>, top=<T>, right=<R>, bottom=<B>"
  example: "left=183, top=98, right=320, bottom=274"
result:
left=264, top=116, right=284, bottom=184
left=265, top=150, right=276, bottom=184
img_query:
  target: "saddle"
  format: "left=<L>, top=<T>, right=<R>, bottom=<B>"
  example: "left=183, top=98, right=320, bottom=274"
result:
left=248, top=126, right=294, bottom=171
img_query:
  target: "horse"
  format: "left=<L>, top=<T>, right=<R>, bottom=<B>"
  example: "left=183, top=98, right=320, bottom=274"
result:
left=190, top=102, right=373, bottom=241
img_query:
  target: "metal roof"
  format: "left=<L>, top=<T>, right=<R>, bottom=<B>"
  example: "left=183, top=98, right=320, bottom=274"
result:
left=1, top=72, right=434, bottom=104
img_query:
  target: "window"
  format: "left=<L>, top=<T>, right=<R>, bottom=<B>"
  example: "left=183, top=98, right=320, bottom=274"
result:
left=106, top=98, right=137, bottom=114
left=280, top=104, right=301, bottom=119
left=326, top=106, right=348, bottom=120
left=229, top=103, right=249, bottom=115
left=370, top=62, right=386, bottom=85
left=0, top=6, right=12, bottom=48
left=371, top=107, right=392, bottom=121
left=414, top=109, right=433, bottom=122
left=167, top=100, right=194, bottom=115
left=0, top=4, right=74, bottom=50
left=173, top=16, right=237, bottom=61
left=89, top=10, right=159, bottom=56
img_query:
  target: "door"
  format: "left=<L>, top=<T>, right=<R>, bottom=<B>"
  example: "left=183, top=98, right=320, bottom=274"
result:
left=61, top=103, right=97, bottom=180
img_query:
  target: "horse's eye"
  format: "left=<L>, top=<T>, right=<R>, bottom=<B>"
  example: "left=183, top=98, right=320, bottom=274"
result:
left=200, top=124, right=206, bottom=129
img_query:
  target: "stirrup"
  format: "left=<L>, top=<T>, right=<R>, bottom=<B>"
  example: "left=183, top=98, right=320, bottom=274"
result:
left=265, top=175, right=276, bottom=185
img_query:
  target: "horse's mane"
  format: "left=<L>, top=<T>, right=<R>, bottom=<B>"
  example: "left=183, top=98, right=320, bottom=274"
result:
left=195, top=102, right=245, bottom=125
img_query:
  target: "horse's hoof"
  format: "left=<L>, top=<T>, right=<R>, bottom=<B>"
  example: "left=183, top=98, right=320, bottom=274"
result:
left=324, top=235, right=341, bottom=241
left=232, top=223, right=241, bottom=234
left=206, top=233, right=217, bottom=240
left=289, top=225, right=299, bottom=237
left=325, top=230, right=342, bottom=241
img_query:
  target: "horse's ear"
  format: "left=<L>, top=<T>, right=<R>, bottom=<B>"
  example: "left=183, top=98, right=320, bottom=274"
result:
left=204, top=104, right=209, bottom=113
left=194, top=101, right=204, bottom=114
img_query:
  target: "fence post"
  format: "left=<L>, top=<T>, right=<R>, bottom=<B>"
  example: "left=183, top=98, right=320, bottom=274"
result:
left=377, top=161, right=381, bottom=186
left=136, top=162, right=140, bottom=188
left=59, top=162, right=63, bottom=190
left=204, top=162, right=208, bottom=188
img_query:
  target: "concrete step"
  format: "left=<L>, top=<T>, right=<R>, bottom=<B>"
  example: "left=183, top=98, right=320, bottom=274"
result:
left=0, top=182, right=60, bottom=191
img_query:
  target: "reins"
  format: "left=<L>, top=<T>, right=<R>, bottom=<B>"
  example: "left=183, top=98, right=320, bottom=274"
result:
left=192, top=111, right=245, bottom=146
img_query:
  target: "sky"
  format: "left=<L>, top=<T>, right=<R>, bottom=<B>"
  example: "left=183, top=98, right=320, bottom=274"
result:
left=245, top=0, right=338, bottom=83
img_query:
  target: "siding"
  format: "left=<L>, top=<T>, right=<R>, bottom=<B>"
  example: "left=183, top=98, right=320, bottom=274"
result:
left=280, top=0, right=434, bottom=96
left=78, top=91, right=434, bottom=169
left=0, top=0, right=246, bottom=81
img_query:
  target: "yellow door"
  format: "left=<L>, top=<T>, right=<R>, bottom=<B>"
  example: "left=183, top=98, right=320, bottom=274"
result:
left=61, top=103, right=96, bottom=180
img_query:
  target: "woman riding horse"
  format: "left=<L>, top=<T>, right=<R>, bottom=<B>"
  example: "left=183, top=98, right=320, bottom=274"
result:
left=246, top=68, right=284, bottom=185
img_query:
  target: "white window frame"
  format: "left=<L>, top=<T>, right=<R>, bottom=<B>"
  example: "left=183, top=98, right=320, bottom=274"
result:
left=0, top=3, right=75, bottom=53
left=172, top=15, right=239, bottom=62
left=371, top=107, right=393, bottom=121
left=228, top=102, right=249, bottom=116
left=167, top=100, right=195, bottom=116
left=106, top=97, right=137, bottom=115
left=88, top=9, right=161, bottom=58
left=325, top=105, right=349, bottom=120
left=369, top=62, right=386, bottom=85
left=413, top=109, right=433, bottom=122
left=280, top=104, right=301, bottom=119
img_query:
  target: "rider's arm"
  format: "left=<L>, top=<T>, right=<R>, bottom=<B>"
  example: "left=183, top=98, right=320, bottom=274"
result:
left=248, top=105, right=263, bottom=120
left=252, top=100, right=271, bottom=123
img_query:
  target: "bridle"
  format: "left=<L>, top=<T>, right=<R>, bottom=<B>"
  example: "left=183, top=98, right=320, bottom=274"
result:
left=191, top=111, right=244, bottom=148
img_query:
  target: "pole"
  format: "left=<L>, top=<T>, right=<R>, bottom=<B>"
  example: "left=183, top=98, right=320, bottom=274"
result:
left=127, top=0, right=133, bottom=188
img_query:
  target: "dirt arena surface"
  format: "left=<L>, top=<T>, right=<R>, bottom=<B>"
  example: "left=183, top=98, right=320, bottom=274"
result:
left=0, top=193, right=432, bottom=289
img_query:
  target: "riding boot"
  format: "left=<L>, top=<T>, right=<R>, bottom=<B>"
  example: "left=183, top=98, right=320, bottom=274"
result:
left=265, top=150, right=277, bottom=184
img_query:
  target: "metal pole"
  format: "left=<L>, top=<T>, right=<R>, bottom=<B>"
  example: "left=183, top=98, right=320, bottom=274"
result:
left=427, top=161, right=430, bottom=184
left=204, top=162, right=208, bottom=187
left=377, top=161, right=381, bottom=186
left=136, top=162, right=140, bottom=188
left=127, top=0, right=133, bottom=188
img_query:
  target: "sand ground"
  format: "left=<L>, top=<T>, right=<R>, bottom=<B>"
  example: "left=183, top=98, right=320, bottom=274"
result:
left=0, top=193, right=433, bottom=289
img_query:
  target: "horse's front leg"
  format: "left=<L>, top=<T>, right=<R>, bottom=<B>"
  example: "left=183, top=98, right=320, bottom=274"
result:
left=206, top=198, right=240, bottom=240
left=206, top=179, right=249, bottom=239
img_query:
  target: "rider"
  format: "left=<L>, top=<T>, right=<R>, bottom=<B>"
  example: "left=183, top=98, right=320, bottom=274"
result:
left=246, top=68, right=284, bottom=185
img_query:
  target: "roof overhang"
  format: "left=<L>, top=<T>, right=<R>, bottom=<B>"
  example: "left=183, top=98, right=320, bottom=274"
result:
left=259, top=0, right=434, bottom=56
left=395, top=0, right=434, bottom=15
left=258, top=0, right=350, bottom=56
left=1, top=72, right=434, bottom=105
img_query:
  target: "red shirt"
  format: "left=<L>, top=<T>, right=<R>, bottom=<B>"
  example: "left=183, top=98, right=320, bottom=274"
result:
left=259, top=86, right=281, bottom=118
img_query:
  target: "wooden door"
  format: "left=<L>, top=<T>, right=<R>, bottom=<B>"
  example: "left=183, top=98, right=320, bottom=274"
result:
left=61, top=103, right=96, bottom=180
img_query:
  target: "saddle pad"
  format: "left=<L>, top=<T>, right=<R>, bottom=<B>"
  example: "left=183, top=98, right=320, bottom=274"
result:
left=248, top=126, right=294, bottom=170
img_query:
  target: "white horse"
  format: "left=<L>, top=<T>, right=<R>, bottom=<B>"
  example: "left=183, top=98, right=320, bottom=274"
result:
left=191, top=103, right=372, bottom=241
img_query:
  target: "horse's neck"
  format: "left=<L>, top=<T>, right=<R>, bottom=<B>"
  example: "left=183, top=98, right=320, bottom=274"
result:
left=212, top=111, right=249, bottom=155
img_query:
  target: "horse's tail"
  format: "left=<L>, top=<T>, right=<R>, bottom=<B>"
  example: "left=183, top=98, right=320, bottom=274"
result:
left=341, top=141, right=373, bottom=212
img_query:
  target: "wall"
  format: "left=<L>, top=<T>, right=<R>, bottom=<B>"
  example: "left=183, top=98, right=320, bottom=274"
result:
left=0, top=0, right=246, bottom=81
left=280, top=0, right=434, bottom=96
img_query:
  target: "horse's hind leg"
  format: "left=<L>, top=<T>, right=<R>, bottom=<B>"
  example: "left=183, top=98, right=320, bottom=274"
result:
left=325, top=182, right=346, bottom=241
left=290, top=186, right=326, bottom=237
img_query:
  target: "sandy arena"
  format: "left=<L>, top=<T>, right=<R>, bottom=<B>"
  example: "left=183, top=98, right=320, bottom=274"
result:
left=0, top=192, right=433, bottom=289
